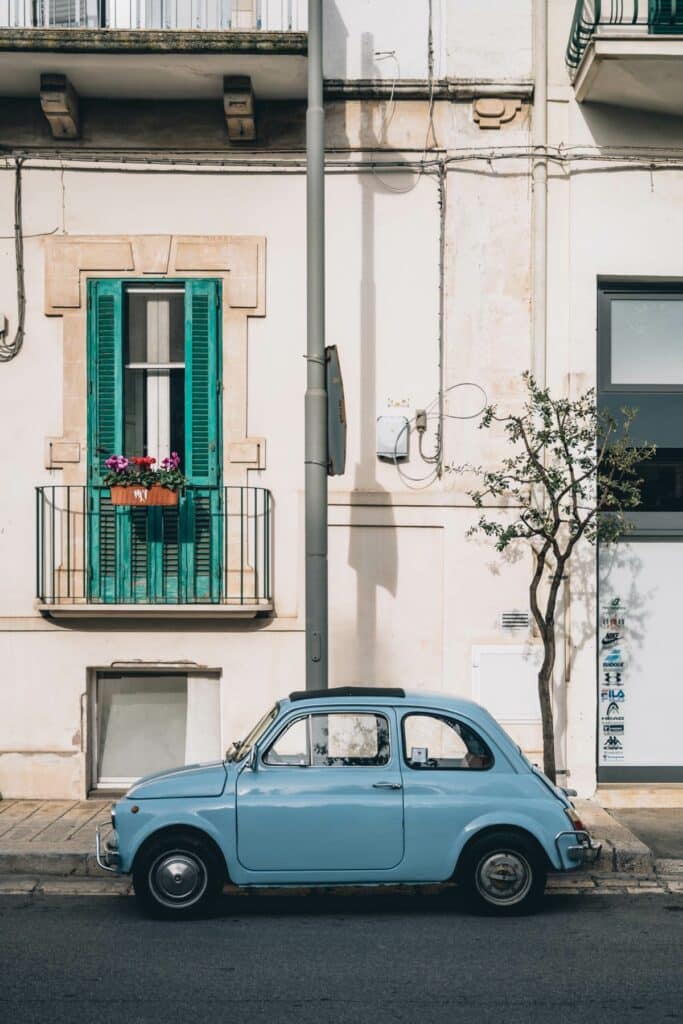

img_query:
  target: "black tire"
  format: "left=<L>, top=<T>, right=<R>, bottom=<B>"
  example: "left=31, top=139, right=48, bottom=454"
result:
left=459, top=829, right=547, bottom=916
left=133, top=829, right=225, bottom=919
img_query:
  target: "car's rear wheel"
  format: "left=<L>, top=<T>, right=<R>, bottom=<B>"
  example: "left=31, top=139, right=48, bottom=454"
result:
left=133, top=830, right=225, bottom=918
left=459, top=830, right=547, bottom=915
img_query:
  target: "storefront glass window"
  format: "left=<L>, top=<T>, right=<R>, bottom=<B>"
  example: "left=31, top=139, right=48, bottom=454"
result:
left=600, top=284, right=683, bottom=514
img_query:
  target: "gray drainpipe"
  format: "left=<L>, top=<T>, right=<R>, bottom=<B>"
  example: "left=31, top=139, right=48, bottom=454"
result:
left=305, top=0, right=328, bottom=689
left=532, top=0, right=547, bottom=387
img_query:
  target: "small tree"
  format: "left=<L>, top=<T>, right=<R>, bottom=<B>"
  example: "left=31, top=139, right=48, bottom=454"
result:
left=463, top=373, right=654, bottom=783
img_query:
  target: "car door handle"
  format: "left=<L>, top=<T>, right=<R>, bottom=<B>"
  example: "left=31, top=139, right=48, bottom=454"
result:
left=372, top=782, right=402, bottom=790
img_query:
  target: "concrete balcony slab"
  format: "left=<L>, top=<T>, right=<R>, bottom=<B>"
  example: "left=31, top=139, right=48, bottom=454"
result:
left=574, top=34, right=683, bottom=116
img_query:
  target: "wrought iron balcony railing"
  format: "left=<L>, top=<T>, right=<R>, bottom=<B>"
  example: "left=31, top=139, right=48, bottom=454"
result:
left=1, top=0, right=305, bottom=31
left=567, top=1, right=683, bottom=70
left=36, top=485, right=272, bottom=608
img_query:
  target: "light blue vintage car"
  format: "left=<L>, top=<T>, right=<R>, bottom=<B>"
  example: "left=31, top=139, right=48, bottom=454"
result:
left=96, top=687, right=600, bottom=916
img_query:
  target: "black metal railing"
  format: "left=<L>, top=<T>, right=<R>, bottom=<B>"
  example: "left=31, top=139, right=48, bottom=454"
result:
left=0, top=0, right=304, bottom=30
left=36, top=485, right=272, bottom=607
left=567, top=1, right=683, bottom=70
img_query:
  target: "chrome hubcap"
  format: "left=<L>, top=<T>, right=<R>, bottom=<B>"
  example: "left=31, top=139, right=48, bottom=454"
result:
left=476, top=851, right=532, bottom=906
left=149, top=851, right=208, bottom=909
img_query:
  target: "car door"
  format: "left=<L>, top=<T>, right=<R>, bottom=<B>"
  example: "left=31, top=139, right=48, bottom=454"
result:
left=398, top=710, right=500, bottom=880
left=235, top=708, right=405, bottom=875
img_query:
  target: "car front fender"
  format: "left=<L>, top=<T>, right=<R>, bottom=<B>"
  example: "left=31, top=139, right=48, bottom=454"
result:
left=115, top=799, right=233, bottom=876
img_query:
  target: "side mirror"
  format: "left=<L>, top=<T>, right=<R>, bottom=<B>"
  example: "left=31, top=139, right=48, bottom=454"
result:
left=246, top=745, right=258, bottom=771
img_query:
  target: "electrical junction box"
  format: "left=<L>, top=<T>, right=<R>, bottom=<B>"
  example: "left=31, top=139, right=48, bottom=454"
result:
left=376, top=415, right=409, bottom=461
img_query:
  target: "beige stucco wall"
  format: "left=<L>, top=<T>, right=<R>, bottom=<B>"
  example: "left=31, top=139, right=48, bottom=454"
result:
left=0, top=84, right=546, bottom=799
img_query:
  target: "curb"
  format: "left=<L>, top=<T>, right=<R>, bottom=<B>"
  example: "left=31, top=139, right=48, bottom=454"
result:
left=0, top=850, right=99, bottom=877
left=0, top=872, right=681, bottom=898
left=574, top=799, right=655, bottom=874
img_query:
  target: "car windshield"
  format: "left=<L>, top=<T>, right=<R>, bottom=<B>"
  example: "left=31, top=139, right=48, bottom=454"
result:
left=226, top=703, right=280, bottom=762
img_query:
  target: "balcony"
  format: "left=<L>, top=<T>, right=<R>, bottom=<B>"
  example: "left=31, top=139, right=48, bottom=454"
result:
left=1, top=0, right=305, bottom=30
left=566, top=2, right=683, bottom=115
left=36, top=485, right=273, bottom=618
left=0, top=0, right=307, bottom=101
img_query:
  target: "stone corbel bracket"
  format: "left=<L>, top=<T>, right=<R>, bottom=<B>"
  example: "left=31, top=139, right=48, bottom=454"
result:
left=43, top=234, right=266, bottom=486
left=472, top=97, right=523, bottom=129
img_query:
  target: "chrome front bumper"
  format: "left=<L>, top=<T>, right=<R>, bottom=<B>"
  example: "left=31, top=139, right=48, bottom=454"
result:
left=555, top=829, right=602, bottom=867
left=95, top=820, right=121, bottom=873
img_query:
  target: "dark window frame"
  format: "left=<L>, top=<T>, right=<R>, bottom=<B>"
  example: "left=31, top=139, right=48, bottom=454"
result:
left=262, top=711, right=392, bottom=769
left=598, top=279, right=683, bottom=394
left=400, top=711, right=494, bottom=772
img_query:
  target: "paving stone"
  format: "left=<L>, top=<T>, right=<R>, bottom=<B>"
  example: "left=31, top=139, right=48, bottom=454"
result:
left=0, top=801, right=45, bottom=839
left=656, top=859, right=683, bottom=875
left=547, top=877, right=596, bottom=888
left=626, top=887, right=666, bottom=895
left=0, top=877, right=38, bottom=894
left=664, top=881, right=683, bottom=893
left=36, top=802, right=107, bottom=844
left=595, top=876, right=638, bottom=887
left=7, top=802, right=78, bottom=843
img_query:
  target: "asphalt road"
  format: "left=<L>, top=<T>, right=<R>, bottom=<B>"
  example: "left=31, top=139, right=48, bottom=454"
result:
left=1, top=891, right=682, bottom=1024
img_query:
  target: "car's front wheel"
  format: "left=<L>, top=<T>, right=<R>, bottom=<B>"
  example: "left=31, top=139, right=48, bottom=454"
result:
left=459, top=830, right=547, bottom=915
left=133, top=829, right=225, bottom=918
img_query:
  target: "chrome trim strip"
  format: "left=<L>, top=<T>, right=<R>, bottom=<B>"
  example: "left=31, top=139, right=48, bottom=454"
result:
left=95, top=819, right=118, bottom=873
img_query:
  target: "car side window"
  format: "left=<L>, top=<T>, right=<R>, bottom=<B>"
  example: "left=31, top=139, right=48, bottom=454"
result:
left=263, top=712, right=390, bottom=767
left=311, top=713, right=390, bottom=767
left=402, top=713, right=493, bottom=770
left=263, top=716, right=308, bottom=766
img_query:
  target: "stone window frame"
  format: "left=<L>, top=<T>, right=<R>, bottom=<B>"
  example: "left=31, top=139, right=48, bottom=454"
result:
left=43, top=233, right=266, bottom=486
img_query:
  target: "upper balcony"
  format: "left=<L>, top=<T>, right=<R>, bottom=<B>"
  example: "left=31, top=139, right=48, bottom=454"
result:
left=0, top=0, right=307, bottom=102
left=566, top=1, right=683, bottom=116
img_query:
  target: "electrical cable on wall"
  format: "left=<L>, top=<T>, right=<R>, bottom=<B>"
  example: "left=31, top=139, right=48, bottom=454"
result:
left=0, top=158, right=25, bottom=364
left=391, top=382, right=488, bottom=490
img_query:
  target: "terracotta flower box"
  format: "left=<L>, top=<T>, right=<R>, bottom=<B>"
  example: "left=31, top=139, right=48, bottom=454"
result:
left=109, top=485, right=179, bottom=508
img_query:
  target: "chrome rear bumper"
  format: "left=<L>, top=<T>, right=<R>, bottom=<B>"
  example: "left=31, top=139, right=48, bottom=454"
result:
left=95, top=820, right=121, bottom=873
left=555, top=829, right=602, bottom=866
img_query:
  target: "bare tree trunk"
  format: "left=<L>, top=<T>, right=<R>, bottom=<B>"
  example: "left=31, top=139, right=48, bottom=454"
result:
left=538, top=635, right=556, bottom=783
left=530, top=550, right=563, bottom=784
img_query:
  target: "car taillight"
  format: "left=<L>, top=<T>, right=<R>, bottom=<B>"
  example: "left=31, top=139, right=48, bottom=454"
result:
left=564, top=806, right=585, bottom=832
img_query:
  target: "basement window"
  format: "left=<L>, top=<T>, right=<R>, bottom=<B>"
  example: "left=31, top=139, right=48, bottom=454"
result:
left=90, top=671, right=221, bottom=791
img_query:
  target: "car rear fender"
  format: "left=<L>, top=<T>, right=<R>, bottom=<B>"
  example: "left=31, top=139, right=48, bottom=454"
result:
left=449, top=810, right=562, bottom=876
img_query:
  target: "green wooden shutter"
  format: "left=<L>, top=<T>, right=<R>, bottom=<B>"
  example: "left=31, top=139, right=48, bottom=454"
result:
left=184, top=279, right=220, bottom=486
left=87, top=279, right=123, bottom=485
left=87, top=280, right=124, bottom=602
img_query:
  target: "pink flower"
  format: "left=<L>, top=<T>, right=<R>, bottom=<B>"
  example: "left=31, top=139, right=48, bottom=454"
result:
left=162, top=452, right=181, bottom=470
left=105, top=455, right=129, bottom=471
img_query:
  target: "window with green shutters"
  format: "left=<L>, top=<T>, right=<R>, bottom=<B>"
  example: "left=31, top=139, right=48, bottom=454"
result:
left=87, top=279, right=222, bottom=603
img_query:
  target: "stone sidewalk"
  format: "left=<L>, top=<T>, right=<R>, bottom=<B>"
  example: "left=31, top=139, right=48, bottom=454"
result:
left=0, top=795, right=666, bottom=880
left=0, top=798, right=109, bottom=875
